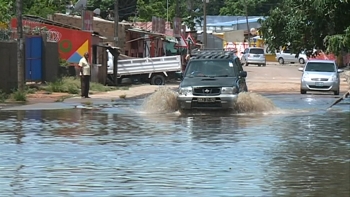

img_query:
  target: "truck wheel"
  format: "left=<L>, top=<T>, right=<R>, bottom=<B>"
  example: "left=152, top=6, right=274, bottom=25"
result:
left=121, top=78, right=132, bottom=85
left=151, top=75, right=165, bottom=85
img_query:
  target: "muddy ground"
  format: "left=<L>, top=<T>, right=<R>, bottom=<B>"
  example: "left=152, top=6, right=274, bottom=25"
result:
left=26, top=63, right=350, bottom=104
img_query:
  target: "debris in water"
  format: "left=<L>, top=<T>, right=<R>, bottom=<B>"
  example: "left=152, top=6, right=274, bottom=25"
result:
left=234, top=92, right=276, bottom=113
left=142, top=87, right=178, bottom=113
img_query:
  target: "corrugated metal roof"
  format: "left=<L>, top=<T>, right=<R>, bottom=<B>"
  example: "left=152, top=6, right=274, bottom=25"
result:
left=207, top=17, right=265, bottom=27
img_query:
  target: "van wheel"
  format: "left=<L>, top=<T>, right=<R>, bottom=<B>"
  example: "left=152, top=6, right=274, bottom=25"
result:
left=278, top=57, right=284, bottom=64
left=151, top=75, right=165, bottom=85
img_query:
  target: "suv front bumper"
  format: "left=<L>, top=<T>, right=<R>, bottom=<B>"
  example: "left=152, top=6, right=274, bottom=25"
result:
left=177, top=94, right=238, bottom=110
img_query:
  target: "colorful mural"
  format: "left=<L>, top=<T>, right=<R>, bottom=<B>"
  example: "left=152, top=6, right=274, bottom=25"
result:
left=11, top=18, right=91, bottom=63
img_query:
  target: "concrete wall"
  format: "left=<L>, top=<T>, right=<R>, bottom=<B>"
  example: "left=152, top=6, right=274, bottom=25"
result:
left=43, top=40, right=59, bottom=82
left=0, top=42, right=19, bottom=93
left=51, top=13, right=129, bottom=53
left=0, top=38, right=60, bottom=93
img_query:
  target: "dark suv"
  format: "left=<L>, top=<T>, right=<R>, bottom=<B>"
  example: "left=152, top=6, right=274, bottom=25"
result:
left=177, top=51, right=248, bottom=110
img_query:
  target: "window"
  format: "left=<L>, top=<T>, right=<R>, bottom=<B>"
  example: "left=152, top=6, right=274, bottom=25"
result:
left=305, top=62, right=336, bottom=72
left=283, top=49, right=291, bottom=53
left=185, top=60, right=236, bottom=77
left=249, top=48, right=264, bottom=54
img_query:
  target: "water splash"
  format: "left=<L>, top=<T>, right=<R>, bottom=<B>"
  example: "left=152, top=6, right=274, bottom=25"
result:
left=141, top=87, right=178, bottom=113
left=233, top=92, right=276, bottom=113
left=142, top=87, right=277, bottom=114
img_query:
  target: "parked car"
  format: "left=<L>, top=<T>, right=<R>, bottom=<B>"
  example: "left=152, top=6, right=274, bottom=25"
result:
left=176, top=51, right=248, bottom=111
left=240, top=47, right=266, bottom=67
left=298, top=60, right=343, bottom=95
left=276, top=49, right=307, bottom=64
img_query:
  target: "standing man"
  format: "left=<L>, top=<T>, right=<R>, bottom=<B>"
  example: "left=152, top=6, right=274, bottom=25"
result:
left=78, top=52, right=91, bottom=98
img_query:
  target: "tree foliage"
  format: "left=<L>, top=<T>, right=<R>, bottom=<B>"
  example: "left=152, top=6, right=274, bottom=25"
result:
left=260, top=0, right=350, bottom=55
left=220, top=0, right=280, bottom=16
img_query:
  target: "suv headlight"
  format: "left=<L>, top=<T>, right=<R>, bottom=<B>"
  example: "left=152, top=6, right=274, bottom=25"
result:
left=179, top=87, right=192, bottom=95
left=221, top=87, right=237, bottom=94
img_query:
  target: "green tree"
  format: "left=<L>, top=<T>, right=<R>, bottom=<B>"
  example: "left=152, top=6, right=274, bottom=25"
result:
left=0, top=0, right=13, bottom=24
left=220, top=0, right=280, bottom=16
left=260, top=0, right=350, bottom=55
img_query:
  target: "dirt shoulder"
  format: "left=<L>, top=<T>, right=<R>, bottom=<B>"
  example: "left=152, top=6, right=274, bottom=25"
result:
left=26, top=63, right=350, bottom=104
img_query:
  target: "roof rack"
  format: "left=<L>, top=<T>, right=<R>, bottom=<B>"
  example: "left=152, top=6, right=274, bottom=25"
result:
left=190, top=48, right=236, bottom=59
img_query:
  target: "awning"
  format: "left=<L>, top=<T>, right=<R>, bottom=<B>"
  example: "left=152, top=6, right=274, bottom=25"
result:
left=128, top=28, right=165, bottom=38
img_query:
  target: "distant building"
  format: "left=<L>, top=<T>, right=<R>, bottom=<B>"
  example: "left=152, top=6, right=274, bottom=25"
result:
left=194, top=15, right=264, bottom=33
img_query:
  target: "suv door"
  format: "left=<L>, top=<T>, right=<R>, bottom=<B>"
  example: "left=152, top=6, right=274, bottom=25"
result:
left=241, top=48, right=249, bottom=64
left=235, top=58, right=248, bottom=92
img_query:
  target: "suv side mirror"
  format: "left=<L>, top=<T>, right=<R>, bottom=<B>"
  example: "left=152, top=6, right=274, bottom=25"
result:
left=337, top=69, right=344, bottom=73
left=298, top=67, right=304, bottom=72
left=239, top=71, right=247, bottom=78
left=175, top=71, right=183, bottom=79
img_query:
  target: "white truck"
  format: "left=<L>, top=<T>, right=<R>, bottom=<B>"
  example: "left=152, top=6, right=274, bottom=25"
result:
left=107, top=50, right=182, bottom=85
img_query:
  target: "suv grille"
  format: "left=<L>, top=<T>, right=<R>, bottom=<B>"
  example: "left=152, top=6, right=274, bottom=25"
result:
left=193, top=87, right=221, bottom=96
left=311, top=78, right=328, bottom=81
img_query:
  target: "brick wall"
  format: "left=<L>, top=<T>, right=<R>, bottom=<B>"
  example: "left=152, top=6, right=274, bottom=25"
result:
left=51, top=13, right=130, bottom=53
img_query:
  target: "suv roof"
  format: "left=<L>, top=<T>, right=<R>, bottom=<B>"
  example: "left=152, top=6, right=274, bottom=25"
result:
left=190, top=49, right=238, bottom=60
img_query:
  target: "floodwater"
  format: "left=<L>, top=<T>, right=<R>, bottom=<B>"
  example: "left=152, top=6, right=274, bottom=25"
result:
left=0, top=91, right=349, bottom=196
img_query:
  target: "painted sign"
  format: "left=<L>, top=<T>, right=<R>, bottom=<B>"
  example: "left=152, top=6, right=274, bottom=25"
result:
left=82, top=10, right=93, bottom=32
left=11, top=18, right=92, bottom=63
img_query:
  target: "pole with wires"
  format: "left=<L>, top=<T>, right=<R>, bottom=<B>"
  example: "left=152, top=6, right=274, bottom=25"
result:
left=16, top=0, right=24, bottom=91
left=113, top=0, right=119, bottom=86
left=203, top=0, right=207, bottom=49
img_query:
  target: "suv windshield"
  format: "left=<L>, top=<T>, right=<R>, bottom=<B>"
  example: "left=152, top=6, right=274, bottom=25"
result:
left=305, top=62, right=335, bottom=72
left=249, top=48, right=264, bottom=54
left=185, top=60, right=236, bottom=77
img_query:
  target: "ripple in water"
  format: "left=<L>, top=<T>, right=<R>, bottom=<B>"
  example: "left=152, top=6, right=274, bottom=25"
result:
left=142, top=88, right=276, bottom=114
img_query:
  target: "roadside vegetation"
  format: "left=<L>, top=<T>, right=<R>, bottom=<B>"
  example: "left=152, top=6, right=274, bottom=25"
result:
left=0, top=77, right=129, bottom=103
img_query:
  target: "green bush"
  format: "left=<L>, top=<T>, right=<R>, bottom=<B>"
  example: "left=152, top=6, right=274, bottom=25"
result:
left=11, top=90, right=27, bottom=102
left=0, top=90, right=9, bottom=102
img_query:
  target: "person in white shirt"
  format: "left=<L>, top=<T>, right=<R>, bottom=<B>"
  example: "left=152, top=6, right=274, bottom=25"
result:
left=78, top=52, right=91, bottom=98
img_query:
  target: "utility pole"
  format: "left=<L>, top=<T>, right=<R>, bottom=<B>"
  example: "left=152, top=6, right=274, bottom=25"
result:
left=113, top=0, right=119, bottom=85
left=203, top=0, right=207, bottom=49
left=16, top=0, right=24, bottom=91
left=245, top=2, right=250, bottom=47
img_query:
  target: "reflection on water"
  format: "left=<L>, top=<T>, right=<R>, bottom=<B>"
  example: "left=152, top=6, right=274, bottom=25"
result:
left=0, top=96, right=349, bottom=196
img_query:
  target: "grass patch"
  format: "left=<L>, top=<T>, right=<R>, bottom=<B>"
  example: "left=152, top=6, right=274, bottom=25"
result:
left=11, top=90, right=27, bottom=102
left=0, top=90, right=9, bottom=102
left=43, top=77, right=114, bottom=94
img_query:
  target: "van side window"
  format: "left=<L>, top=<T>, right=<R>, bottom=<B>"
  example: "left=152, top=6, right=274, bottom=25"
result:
left=244, top=48, right=249, bottom=53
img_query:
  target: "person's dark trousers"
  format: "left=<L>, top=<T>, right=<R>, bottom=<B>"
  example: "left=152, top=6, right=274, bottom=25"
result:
left=80, top=75, right=91, bottom=97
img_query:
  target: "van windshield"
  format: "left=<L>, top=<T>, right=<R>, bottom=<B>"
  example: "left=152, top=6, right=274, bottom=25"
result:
left=305, top=62, right=335, bottom=72
left=250, top=48, right=264, bottom=54
left=185, top=60, right=236, bottom=77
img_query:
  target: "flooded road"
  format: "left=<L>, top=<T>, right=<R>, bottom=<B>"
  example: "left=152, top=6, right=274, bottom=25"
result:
left=0, top=94, right=349, bottom=196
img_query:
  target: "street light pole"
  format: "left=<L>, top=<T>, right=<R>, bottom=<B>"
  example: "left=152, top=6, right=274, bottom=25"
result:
left=203, top=0, right=207, bottom=49
left=16, top=0, right=24, bottom=92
